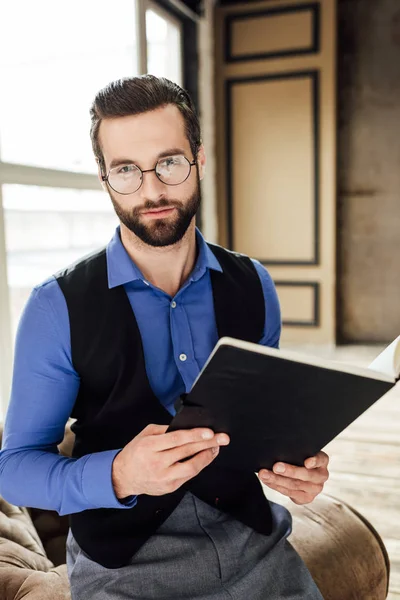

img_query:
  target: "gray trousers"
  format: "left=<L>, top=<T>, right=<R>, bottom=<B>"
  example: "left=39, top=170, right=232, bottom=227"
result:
left=66, top=492, right=323, bottom=600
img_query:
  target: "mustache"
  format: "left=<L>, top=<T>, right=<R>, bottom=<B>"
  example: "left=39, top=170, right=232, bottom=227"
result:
left=138, top=199, right=183, bottom=213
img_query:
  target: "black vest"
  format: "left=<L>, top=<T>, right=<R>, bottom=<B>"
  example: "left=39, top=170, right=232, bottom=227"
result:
left=56, top=242, right=273, bottom=568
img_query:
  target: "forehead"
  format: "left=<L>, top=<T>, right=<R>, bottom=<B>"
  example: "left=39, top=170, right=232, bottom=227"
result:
left=98, top=104, right=190, bottom=167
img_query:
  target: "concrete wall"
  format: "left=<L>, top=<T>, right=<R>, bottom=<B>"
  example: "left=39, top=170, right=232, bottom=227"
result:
left=337, top=0, right=400, bottom=342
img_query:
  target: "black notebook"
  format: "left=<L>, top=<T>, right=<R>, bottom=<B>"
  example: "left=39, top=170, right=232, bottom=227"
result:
left=168, top=336, right=400, bottom=472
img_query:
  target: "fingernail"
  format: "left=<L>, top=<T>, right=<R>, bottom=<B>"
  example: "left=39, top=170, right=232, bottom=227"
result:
left=309, top=458, right=317, bottom=468
left=262, top=472, right=271, bottom=481
left=274, top=464, right=285, bottom=474
left=202, top=430, right=214, bottom=440
left=216, top=434, right=229, bottom=445
left=212, top=447, right=220, bottom=455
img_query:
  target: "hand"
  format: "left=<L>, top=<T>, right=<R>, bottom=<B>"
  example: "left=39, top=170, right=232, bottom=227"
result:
left=258, top=451, right=330, bottom=505
left=112, top=424, right=230, bottom=499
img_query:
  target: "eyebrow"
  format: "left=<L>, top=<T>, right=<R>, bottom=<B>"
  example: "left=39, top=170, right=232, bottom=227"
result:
left=108, top=148, right=188, bottom=170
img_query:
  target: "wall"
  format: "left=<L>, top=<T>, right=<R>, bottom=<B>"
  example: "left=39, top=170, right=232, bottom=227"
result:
left=337, top=0, right=400, bottom=342
left=214, top=0, right=337, bottom=345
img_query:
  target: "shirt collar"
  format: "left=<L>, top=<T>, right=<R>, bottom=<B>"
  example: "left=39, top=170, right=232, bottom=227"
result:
left=106, top=225, right=222, bottom=289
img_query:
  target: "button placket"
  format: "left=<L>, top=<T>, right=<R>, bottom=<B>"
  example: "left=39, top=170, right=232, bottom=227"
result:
left=170, top=294, right=194, bottom=375
left=170, top=301, right=185, bottom=362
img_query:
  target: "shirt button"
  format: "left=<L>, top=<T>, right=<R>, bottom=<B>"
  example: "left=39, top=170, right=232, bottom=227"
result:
left=171, top=301, right=177, bottom=308
left=179, top=353, right=187, bottom=362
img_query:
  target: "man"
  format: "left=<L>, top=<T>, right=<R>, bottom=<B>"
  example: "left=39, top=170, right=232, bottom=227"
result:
left=0, top=75, right=328, bottom=599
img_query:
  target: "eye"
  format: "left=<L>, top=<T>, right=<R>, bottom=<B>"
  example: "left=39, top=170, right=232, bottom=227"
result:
left=160, top=156, right=183, bottom=168
left=117, top=164, right=136, bottom=174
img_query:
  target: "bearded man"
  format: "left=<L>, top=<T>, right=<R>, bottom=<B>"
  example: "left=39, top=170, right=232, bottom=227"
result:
left=0, top=75, right=328, bottom=600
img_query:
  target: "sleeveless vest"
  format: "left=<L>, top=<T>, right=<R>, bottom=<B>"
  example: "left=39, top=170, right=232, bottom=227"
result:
left=56, top=242, right=273, bottom=568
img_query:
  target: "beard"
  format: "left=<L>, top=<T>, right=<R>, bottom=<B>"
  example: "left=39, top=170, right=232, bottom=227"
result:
left=109, top=180, right=201, bottom=248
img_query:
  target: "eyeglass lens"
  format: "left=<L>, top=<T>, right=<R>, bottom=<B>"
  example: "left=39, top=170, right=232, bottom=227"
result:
left=107, top=155, right=192, bottom=194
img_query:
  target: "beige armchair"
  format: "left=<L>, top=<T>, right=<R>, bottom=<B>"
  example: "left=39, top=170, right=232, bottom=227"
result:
left=0, top=423, right=389, bottom=600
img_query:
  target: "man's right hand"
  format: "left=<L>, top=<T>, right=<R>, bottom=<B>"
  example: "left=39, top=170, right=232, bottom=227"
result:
left=111, top=424, right=230, bottom=499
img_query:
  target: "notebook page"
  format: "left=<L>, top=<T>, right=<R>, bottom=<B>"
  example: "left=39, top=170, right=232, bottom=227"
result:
left=368, top=334, right=400, bottom=379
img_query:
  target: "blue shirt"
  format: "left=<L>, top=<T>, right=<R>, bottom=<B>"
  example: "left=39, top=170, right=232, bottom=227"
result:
left=0, top=226, right=281, bottom=516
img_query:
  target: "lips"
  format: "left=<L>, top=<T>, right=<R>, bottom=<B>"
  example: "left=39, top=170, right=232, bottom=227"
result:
left=143, top=207, right=174, bottom=215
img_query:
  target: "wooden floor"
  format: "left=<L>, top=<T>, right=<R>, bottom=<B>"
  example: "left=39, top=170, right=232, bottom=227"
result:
left=273, top=344, right=400, bottom=599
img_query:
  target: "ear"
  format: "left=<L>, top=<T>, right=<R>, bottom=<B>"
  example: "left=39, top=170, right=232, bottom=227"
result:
left=97, top=160, right=107, bottom=191
left=197, top=145, right=206, bottom=181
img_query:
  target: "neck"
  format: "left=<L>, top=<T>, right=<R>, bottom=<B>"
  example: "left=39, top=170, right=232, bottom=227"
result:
left=119, top=221, right=198, bottom=297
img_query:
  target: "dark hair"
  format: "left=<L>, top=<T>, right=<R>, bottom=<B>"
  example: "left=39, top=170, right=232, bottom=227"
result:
left=90, top=74, right=202, bottom=175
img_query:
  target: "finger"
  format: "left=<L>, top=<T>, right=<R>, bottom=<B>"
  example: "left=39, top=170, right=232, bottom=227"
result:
left=171, top=446, right=220, bottom=480
left=164, top=438, right=227, bottom=466
left=153, top=428, right=229, bottom=452
left=259, top=471, right=324, bottom=495
left=270, top=463, right=328, bottom=484
left=304, top=451, right=329, bottom=470
left=264, top=482, right=316, bottom=505
left=137, top=424, right=169, bottom=438
left=290, top=492, right=316, bottom=505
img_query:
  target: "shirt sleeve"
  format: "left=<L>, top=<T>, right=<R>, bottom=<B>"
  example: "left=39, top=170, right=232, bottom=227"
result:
left=251, top=259, right=281, bottom=349
left=0, top=278, right=137, bottom=515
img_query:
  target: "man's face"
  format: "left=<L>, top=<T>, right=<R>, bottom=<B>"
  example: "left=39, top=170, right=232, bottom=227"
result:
left=98, top=104, right=205, bottom=247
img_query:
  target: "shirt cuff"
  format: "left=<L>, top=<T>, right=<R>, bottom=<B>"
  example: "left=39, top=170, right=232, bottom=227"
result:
left=82, top=449, right=138, bottom=509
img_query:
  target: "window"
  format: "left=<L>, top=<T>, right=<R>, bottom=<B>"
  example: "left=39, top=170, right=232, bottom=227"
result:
left=146, top=3, right=183, bottom=86
left=0, top=0, right=185, bottom=413
left=3, top=185, right=118, bottom=340
left=0, top=0, right=140, bottom=173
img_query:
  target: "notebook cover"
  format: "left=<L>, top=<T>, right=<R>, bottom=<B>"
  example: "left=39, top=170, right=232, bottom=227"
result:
left=168, top=344, right=393, bottom=472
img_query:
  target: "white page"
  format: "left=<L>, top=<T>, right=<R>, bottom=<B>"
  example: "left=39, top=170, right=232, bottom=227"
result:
left=208, top=337, right=396, bottom=384
left=191, top=336, right=400, bottom=392
left=368, top=334, right=400, bottom=380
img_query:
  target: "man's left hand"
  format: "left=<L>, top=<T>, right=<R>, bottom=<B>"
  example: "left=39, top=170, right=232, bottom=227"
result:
left=258, top=451, right=330, bottom=505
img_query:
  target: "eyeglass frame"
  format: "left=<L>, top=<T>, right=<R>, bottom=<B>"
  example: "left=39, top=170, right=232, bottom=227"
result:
left=101, top=154, right=198, bottom=195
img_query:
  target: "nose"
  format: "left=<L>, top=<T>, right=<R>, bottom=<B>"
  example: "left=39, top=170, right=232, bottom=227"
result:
left=138, top=169, right=167, bottom=202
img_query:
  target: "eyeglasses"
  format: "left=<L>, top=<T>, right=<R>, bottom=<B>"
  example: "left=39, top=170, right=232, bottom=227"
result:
left=102, top=154, right=197, bottom=195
